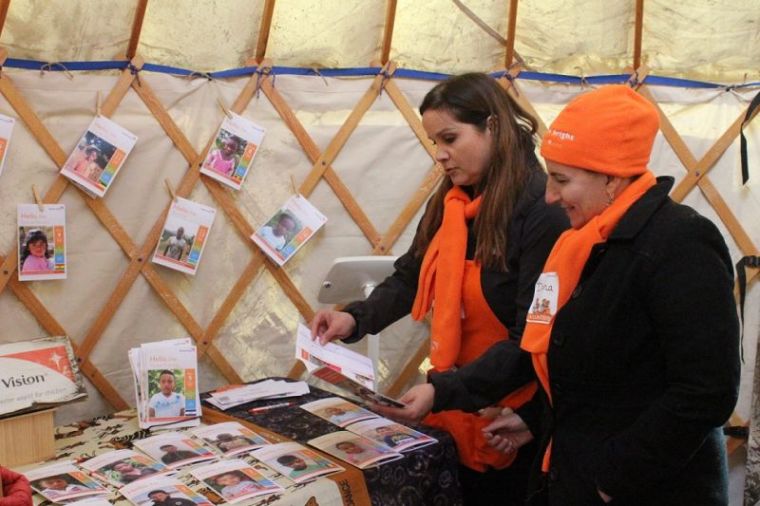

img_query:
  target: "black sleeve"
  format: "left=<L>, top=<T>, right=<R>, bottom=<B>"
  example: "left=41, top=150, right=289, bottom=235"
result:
left=340, top=248, right=422, bottom=343
left=430, top=339, right=536, bottom=412
left=593, top=215, right=740, bottom=498
left=508, top=197, right=569, bottom=341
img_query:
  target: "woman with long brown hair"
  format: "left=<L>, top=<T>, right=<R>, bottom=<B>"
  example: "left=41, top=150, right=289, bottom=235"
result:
left=310, top=73, right=568, bottom=504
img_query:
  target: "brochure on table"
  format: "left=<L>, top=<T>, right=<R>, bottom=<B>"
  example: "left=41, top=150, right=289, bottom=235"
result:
left=205, top=379, right=309, bottom=411
left=191, top=458, right=284, bottom=504
left=59, top=115, right=138, bottom=198
left=152, top=197, right=217, bottom=276
left=299, top=397, right=377, bottom=428
left=251, top=442, right=343, bottom=484
left=0, top=113, right=15, bottom=178
left=80, top=449, right=169, bottom=488
left=308, top=431, right=403, bottom=469
left=17, top=204, right=66, bottom=281
left=120, top=475, right=213, bottom=506
left=25, top=461, right=109, bottom=504
left=132, top=431, right=216, bottom=469
left=295, top=323, right=404, bottom=408
left=344, top=417, right=437, bottom=453
left=200, top=112, right=265, bottom=191
left=251, top=194, right=327, bottom=266
left=0, top=336, right=86, bottom=417
left=190, top=421, right=271, bottom=457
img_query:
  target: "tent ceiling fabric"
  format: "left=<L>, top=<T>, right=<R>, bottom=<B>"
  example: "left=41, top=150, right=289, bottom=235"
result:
left=0, top=0, right=757, bottom=83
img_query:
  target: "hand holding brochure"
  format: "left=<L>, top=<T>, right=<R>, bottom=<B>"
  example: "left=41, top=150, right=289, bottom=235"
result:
left=295, top=323, right=404, bottom=408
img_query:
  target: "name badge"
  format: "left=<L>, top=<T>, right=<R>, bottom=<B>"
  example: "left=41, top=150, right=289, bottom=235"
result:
left=526, top=272, right=559, bottom=325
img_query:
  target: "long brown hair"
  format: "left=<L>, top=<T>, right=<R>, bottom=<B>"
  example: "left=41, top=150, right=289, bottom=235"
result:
left=411, top=73, right=539, bottom=271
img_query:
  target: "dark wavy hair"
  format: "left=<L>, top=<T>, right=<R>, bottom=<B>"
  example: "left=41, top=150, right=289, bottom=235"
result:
left=411, top=73, right=539, bottom=271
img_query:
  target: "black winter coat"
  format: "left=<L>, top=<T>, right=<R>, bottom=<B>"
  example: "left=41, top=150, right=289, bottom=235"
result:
left=431, top=177, right=740, bottom=505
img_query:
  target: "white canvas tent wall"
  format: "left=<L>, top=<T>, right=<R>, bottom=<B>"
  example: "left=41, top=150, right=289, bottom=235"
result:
left=0, top=0, right=758, bottom=503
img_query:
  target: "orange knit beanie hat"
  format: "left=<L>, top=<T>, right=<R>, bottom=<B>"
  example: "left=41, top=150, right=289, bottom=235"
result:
left=540, top=85, right=660, bottom=177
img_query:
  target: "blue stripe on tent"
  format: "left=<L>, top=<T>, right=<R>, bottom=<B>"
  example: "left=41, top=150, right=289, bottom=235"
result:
left=2, top=57, right=758, bottom=90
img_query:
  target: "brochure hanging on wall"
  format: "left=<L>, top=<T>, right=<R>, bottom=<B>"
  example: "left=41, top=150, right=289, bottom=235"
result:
left=59, top=115, right=138, bottom=198
left=251, top=194, right=327, bottom=266
left=200, top=112, right=265, bottom=191
left=152, top=197, right=217, bottom=275
left=17, top=203, right=66, bottom=281
left=0, top=113, right=15, bottom=178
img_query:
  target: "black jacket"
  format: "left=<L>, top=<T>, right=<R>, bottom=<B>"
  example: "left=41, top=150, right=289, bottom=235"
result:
left=342, top=167, right=569, bottom=351
left=430, top=177, right=740, bottom=505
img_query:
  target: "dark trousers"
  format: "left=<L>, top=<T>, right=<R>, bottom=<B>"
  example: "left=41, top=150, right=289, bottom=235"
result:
left=457, top=441, right=536, bottom=506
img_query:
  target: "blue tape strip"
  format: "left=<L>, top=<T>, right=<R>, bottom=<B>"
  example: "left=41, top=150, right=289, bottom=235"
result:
left=3, top=57, right=758, bottom=90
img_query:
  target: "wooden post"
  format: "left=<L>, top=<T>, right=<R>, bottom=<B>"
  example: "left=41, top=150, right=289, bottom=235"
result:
left=126, top=0, right=149, bottom=60
left=505, top=0, right=519, bottom=68
left=255, top=0, right=277, bottom=63
left=633, top=0, right=644, bottom=70
left=380, top=0, right=398, bottom=64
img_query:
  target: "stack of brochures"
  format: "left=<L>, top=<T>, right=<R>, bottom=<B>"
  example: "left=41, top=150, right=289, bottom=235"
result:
left=128, top=338, right=201, bottom=429
left=205, top=379, right=310, bottom=410
left=294, top=323, right=404, bottom=408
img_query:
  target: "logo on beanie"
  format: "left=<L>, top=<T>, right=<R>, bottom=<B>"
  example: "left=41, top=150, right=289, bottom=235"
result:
left=547, top=129, right=575, bottom=143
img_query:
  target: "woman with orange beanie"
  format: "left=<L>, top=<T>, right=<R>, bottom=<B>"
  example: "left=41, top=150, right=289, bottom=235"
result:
left=310, top=73, right=568, bottom=504
left=384, top=85, right=740, bottom=505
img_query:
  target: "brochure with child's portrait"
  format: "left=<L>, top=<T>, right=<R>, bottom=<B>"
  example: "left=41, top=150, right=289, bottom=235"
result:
left=299, top=397, right=378, bottom=428
left=139, top=341, right=201, bottom=426
left=120, top=475, right=213, bottom=506
left=17, top=204, right=66, bottom=281
left=251, top=194, right=327, bottom=266
left=191, top=459, right=284, bottom=504
left=0, top=113, right=15, bottom=178
left=190, top=421, right=271, bottom=457
left=345, top=417, right=437, bottom=453
left=132, top=432, right=215, bottom=469
left=60, top=115, right=138, bottom=198
left=80, top=449, right=169, bottom=488
left=200, top=112, right=265, bottom=191
left=251, top=442, right=343, bottom=484
left=25, top=462, right=110, bottom=503
left=308, top=431, right=403, bottom=469
left=152, top=197, right=216, bottom=276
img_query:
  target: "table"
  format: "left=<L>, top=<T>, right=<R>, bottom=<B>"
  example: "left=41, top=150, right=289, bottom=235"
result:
left=203, top=379, right=463, bottom=506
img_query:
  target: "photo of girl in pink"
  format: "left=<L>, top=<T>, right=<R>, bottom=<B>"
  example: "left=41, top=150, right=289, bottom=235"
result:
left=203, top=132, right=242, bottom=177
left=19, top=228, right=54, bottom=273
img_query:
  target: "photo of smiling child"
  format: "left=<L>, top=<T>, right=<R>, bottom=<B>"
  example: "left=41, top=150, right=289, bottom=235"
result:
left=17, top=204, right=66, bottom=281
left=191, top=459, right=283, bottom=503
left=200, top=113, right=265, bottom=191
left=251, top=194, right=327, bottom=266
left=60, top=115, right=138, bottom=198
left=25, top=462, right=109, bottom=503
left=251, top=442, right=343, bottom=484
left=152, top=197, right=217, bottom=276
left=308, top=432, right=402, bottom=469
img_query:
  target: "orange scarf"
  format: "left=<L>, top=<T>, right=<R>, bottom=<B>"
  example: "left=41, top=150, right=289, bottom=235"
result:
left=412, top=186, right=482, bottom=371
left=521, top=170, right=656, bottom=469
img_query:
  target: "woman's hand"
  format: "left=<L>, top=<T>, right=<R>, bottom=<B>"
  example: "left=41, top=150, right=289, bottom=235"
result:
left=597, top=489, right=613, bottom=503
left=482, top=408, right=534, bottom=454
left=372, top=383, right=435, bottom=425
left=309, top=310, right=357, bottom=345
